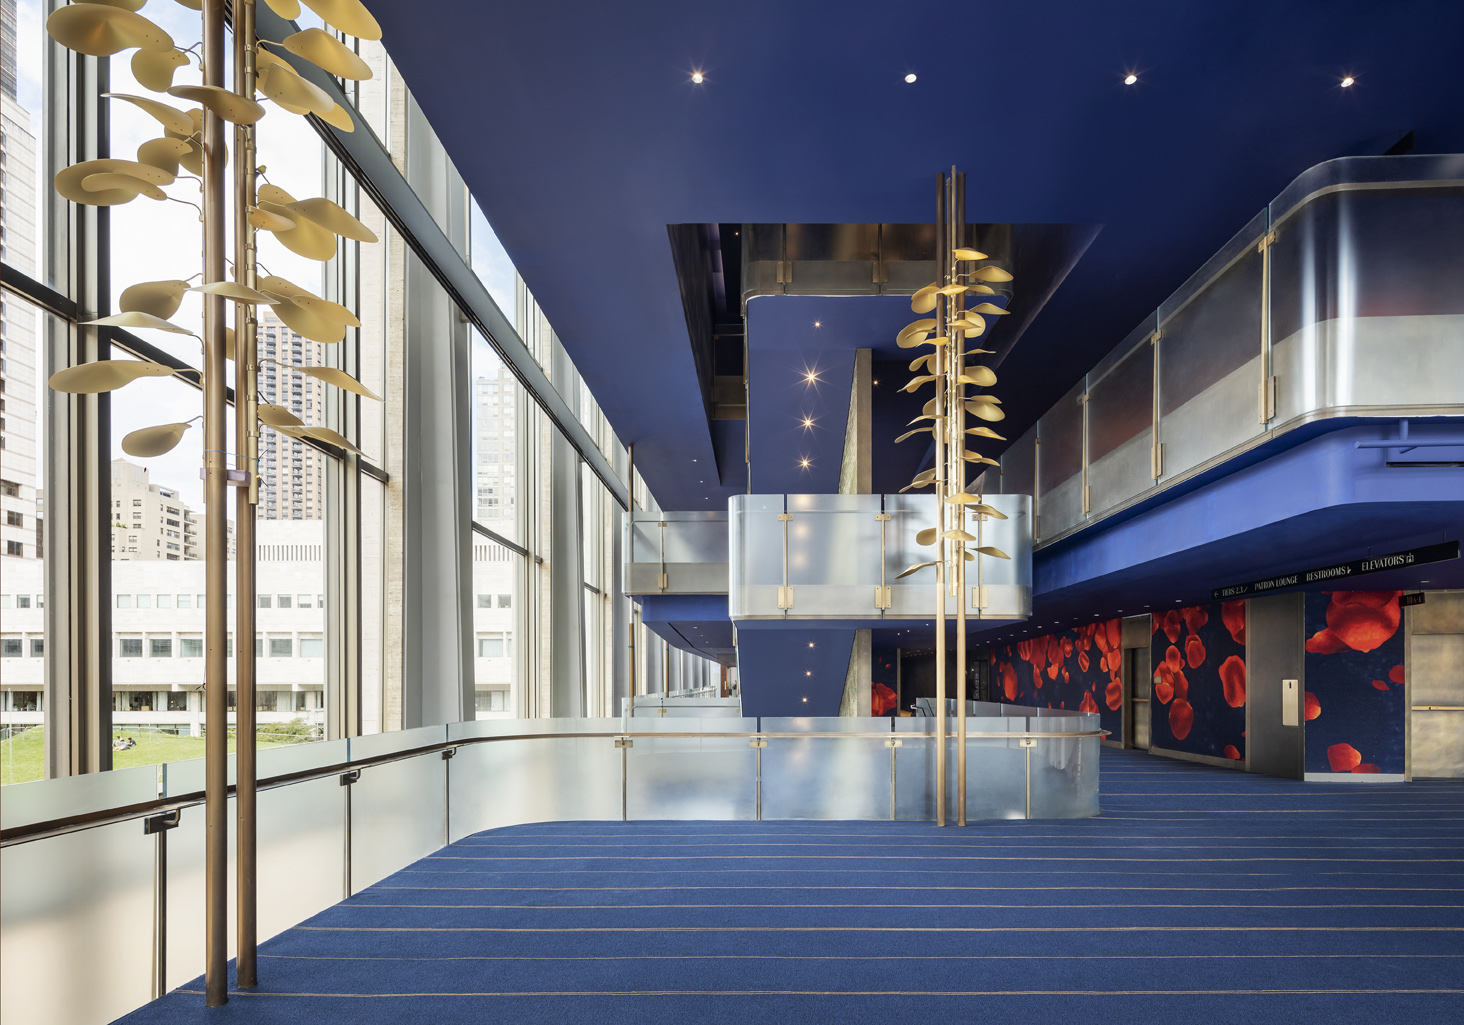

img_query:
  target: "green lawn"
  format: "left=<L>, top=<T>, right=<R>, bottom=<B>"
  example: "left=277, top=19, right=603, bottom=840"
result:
left=1, top=724, right=317, bottom=786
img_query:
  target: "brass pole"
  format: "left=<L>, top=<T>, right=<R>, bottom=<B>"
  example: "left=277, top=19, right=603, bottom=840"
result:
left=626, top=443, right=635, bottom=720
left=200, top=0, right=229, bottom=1008
left=933, top=172, right=947, bottom=827
left=954, top=171, right=968, bottom=827
left=233, top=0, right=259, bottom=990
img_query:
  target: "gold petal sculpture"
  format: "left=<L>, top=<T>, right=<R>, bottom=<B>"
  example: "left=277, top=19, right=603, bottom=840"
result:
left=122, top=421, right=193, bottom=457
left=908, top=353, right=935, bottom=373
left=256, top=403, right=304, bottom=428
left=167, top=84, right=267, bottom=125
left=131, top=48, right=192, bottom=91
left=46, top=4, right=173, bottom=57
left=895, top=561, right=937, bottom=580
left=915, top=528, right=938, bottom=546
left=261, top=292, right=345, bottom=343
left=316, top=102, right=355, bottom=133
left=936, top=284, right=967, bottom=297
left=943, top=529, right=977, bottom=542
left=900, top=374, right=935, bottom=393
left=56, top=158, right=173, bottom=205
left=300, top=425, right=362, bottom=454
left=190, top=282, right=279, bottom=304
left=965, top=399, right=1005, bottom=422
left=280, top=28, right=373, bottom=80
left=49, top=359, right=177, bottom=393
left=974, top=546, right=1010, bottom=560
left=968, top=302, right=1009, bottom=315
left=249, top=207, right=297, bottom=231
left=120, top=279, right=190, bottom=319
left=105, top=93, right=196, bottom=136
left=90, top=0, right=148, bottom=10
left=893, top=427, right=932, bottom=443
left=259, top=275, right=361, bottom=327
left=966, top=425, right=1006, bottom=440
left=136, top=138, right=194, bottom=177
left=959, top=367, right=997, bottom=387
left=84, top=311, right=194, bottom=334
left=256, top=55, right=336, bottom=117
left=81, top=172, right=168, bottom=201
left=297, top=365, right=381, bottom=401
left=968, top=503, right=1008, bottom=520
left=962, top=451, right=1000, bottom=466
left=910, top=284, right=938, bottom=314
left=970, top=266, right=1014, bottom=282
left=299, top=0, right=382, bottom=40
left=263, top=0, right=302, bottom=17
left=285, top=198, right=378, bottom=243
left=952, top=248, right=987, bottom=261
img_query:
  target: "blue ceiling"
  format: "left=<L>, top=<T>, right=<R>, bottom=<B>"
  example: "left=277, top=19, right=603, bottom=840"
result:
left=372, top=0, right=1464, bottom=510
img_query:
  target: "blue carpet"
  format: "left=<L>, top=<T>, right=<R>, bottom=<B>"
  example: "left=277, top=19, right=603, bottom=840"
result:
left=117, top=748, right=1464, bottom=1023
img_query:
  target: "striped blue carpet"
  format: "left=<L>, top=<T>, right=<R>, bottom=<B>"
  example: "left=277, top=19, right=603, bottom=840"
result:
left=121, top=747, right=1464, bottom=1023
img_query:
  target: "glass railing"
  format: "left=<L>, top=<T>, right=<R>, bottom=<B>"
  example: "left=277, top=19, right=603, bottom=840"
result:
left=625, top=510, right=729, bottom=594
left=729, top=493, right=1033, bottom=620
left=983, top=155, right=1464, bottom=544
left=0, top=711, right=1098, bottom=1025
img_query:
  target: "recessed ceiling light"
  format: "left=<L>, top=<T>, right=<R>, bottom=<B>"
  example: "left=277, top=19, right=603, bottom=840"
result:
left=904, top=73, right=917, bottom=84
left=691, top=71, right=704, bottom=84
left=808, top=642, right=815, bottom=648
left=1124, top=73, right=1138, bottom=85
left=799, top=458, right=811, bottom=468
left=801, top=417, right=814, bottom=429
left=1340, top=76, right=1354, bottom=88
left=814, top=320, right=821, bottom=328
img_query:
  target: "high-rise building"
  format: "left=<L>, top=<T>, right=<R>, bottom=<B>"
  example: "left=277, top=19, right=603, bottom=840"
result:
left=256, top=309, right=326, bottom=521
left=0, top=0, right=40, bottom=562
left=474, top=362, right=518, bottom=531
left=110, top=459, right=207, bottom=560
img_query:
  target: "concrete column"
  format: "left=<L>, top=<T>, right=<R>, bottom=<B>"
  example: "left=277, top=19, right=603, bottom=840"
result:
left=838, top=348, right=872, bottom=495
left=839, top=628, right=872, bottom=716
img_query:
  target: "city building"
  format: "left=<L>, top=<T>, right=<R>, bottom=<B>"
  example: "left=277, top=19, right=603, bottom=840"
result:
left=3, top=3, right=1464, bottom=1024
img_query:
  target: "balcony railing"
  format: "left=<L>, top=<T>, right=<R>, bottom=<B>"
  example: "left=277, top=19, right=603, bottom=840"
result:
left=1, top=711, right=1098, bottom=1025
left=977, top=155, right=1464, bottom=545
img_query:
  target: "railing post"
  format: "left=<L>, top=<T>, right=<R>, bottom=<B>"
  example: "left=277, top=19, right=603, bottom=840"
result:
left=145, top=809, right=180, bottom=1001
left=340, top=770, right=360, bottom=898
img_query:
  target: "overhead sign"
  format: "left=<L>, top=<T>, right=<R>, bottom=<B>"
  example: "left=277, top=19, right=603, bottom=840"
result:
left=1211, top=541, right=1459, bottom=601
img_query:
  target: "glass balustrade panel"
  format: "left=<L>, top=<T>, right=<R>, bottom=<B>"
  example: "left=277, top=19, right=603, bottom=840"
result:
left=1036, top=380, right=1085, bottom=537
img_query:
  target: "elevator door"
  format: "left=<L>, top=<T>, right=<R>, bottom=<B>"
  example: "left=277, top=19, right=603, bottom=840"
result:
left=1129, top=646, right=1151, bottom=750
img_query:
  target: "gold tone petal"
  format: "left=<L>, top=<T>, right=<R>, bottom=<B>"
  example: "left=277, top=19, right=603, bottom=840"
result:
left=907, top=353, right=934, bottom=373
left=945, top=492, right=980, bottom=504
left=297, top=365, right=380, bottom=400
left=256, top=403, right=304, bottom=428
left=895, top=561, right=937, bottom=580
left=85, top=311, right=194, bottom=334
left=136, top=137, right=192, bottom=177
left=316, top=101, right=355, bottom=133
left=300, top=425, right=363, bottom=454
left=80, top=172, right=167, bottom=200
left=915, top=528, right=938, bottom=546
left=263, top=0, right=302, bottom=17
left=256, top=60, right=335, bottom=117
left=120, top=280, right=190, bottom=319
left=962, top=451, right=1000, bottom=466
left=259, top=275, right=361, bottom=327
left=906, top=414, right=939, bottom=426
left=899, top=374, right=935, bottom=394
left=970, top=504, right=1009, bottom=521
left=969, top=302, right=1009, bottom=315
left=922, top=397, right=938, bottom=416
left=90, top=0, right=148, bottom=11
left=959, top=366, right=997, bottom=387
left=299, top=0, right=382, bottom=40
left=899, top=317, right=936, bottom=336
left=895, top=331, right=929, bottom=350
left=281, top=27, right=373, bottom=80
left=894, top=427, right=932, bottom=443
left=190, top=282, right=279, bottom=304
left=122, top=422, right=192, bottom=458
left=965, top=400, right=1005, bottom=423
left=966, top=426, right=1006, bottom=441
left=257, top=183, right=297, bottom=205
left=249, top=207, right=297, bottom=231
left=970, top=266, right=1014, bottom=283
left=286, top=197, right=377, bottom=243
left=56, top=158, right=173, bottom=205
left=974, top=545, right=1011, bottom=560
left=944, top=528, right=977, bottom=542
left=952, top=248, right=988, bottom=261
left=49, top=360, right=175, bottom=393
left=964, top=550, right=976, bottom=562
left=46, top=4, right=173, bottom=57
left=969, top=283, right=997, bottom=295
left=131, top=47, right=191, bottom=91
left=105, top=93, right=195, bottom=135
left=257, top=202, right=339, bottom=260
left=961, top=320, right=988, bottom=339
left=260, top=292, right=346, bottom=343
left=177, top=139, right=204, bottom=175
left=166, top=84, right=267, bottom=125
left=910, top=284, right=938, bottom=314
left=936, top=284, right=967, bottom=297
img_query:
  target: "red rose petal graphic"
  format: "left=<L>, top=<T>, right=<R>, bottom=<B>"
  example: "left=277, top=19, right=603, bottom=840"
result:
left=1223, top=744, right=1241, bottom=760
left=1304, top=691, right=1320, bottom=720
left=1162, top=610, right=1183, bottom=644
left=1151, top=614, right=1160, bottom=635
left=1325, top=591, right=1402, bottom=652
left=872, top=682, right=898, bottom=716
left=1169, top=698, right=1194, bottom=740
left=1221, top=600, right=1246, bottom=644
left=1185, top=635, right=1207, bottom=669
left=1165, top=645, right=1183, bottom=673
left=1219, top=655, right=1246, bottom=708
left=1001, top=662, right=1018, bottom=701
left=1372, top=679, right=1389, bottom=691
left=1154, top=680, right=1173, bottom=705
left=1352, top=763, right=1381, bottom=774
left=1305, top=628, right=1348, bottom=654
left=1180, top=606, right=1210, bottom=636
left=1106, top=618, right=1123, bottom=652
left=1171, top=668, right=1189, bottom=701
left=1078, top=650, right=1090, bottom=673
left=1079, top=691, right=1098, bottom=714
left=1389, top=664, right=1405, bottom=686
left=1327, top=743, right=1362, bottom=772
left=1105, top=677, right=1123, bottom=711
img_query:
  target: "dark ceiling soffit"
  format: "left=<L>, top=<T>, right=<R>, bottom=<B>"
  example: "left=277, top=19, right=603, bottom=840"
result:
left=667, top=224, right=717, bottom=425
left=255, top=6, right=627, bottom=510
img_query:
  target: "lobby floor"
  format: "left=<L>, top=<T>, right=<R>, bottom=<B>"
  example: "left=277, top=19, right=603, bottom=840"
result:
left=120, top=747, right=1464, bottom=1023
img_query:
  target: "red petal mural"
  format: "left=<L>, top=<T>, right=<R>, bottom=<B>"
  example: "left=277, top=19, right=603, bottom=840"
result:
left=1305, top=628, right=1348, bottom=654
left=1161, top=610, right=1183, bottom=643
left=1078, top=650, right=1090, bottom=673
left=872, top=682, right=897, bottom=716
left=1223, top=744, right=1241, bottom=760
left=1165, top=645, right=1183, bottom=674
left=1221, top=600, right=1246, bottom=644
left=1371, top=679, right=1389, bottom=691
left=1171, top=668, right=1189, bottom=701
left=1169, top=698, right=1194, bottom=739
left=1327, top=743, right=1362, bottom=772
left=1105, top=677, right=1123, bottom=710
left=1219, top=655, right=1246, bottom=708
left=1180, top=606, right=1210, bottom=636
left=1185, top=635, right=1207, bottom=669
left=1304, top=691, right=1321, bottom=720
left=1352, top=763, right=1381, bottom=774
left=1001, top=662, right=1018, bottom=701
left=1079, top=691, right=1099, bottom=714
left=1323, top=590, right=1403, bottom=653
left=1389, top=664, right=1405, bottom=686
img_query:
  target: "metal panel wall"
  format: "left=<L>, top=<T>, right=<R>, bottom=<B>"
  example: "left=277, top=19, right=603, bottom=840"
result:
left=1246, top=594, right=1305, bottom=779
